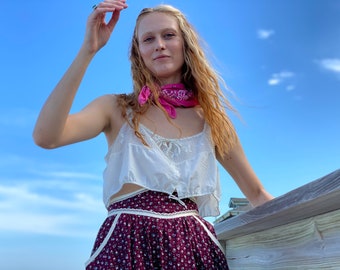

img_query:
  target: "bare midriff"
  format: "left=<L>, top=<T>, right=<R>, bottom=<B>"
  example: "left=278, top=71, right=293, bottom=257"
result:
left=109, top=183, right=146, bottom=201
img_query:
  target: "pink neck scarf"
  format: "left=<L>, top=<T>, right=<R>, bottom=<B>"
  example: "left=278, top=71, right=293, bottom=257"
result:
left=138, top=83, right=199, bottom=119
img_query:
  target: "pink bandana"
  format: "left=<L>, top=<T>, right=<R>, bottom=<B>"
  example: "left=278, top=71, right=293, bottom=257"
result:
left=138, top=83, right=199, bottom=119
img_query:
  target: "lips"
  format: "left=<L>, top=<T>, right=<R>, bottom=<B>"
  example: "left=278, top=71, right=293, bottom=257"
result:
left=154, top=55, right=169, bottom=60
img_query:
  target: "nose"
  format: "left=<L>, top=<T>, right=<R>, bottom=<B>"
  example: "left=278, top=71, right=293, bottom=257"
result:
left=155, top=37, right=165, bottom=51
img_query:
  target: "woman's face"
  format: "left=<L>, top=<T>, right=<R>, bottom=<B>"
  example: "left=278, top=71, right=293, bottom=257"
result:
left=137, top=12, right=185, bottom=85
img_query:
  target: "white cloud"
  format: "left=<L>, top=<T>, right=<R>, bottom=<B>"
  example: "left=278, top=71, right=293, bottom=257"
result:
left=0, top=153, right=105, bottom=238
left=0, top=153, right=102, bottom=177
left=318, top=58, right=340, bottom=74
left=257, top=29, right=275, bottom=39
left=0, top=184, right=101, bottom=212
left=268, top=71, right=295, bottom=86
left=33, top=170, right=101, bottom=180
left=1, top=212, right=81, bottom=236
left=268, top=78, right=280, bottom=86
left=0, top=181, right=105, bottom=237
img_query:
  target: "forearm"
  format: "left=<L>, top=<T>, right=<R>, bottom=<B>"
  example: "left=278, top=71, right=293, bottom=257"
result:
left=218, top=141, right=274, bottom=207
left=250, top=188, right=274, bottom=207
left=33, top=46, right=95, bottom=148
left=228, top=164, right=273, bottom=207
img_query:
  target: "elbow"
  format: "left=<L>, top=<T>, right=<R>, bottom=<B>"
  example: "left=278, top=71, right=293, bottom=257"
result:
left=32, top=129, right=58, bottom=149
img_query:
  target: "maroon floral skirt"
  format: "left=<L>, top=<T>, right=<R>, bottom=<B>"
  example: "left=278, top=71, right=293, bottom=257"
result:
left=85, top=190, right=229, bottom=269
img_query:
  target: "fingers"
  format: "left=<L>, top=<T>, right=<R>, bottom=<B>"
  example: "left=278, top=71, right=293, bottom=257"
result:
left=83, top=0, right=127, bottom=53
left=106, top=10, right=121, bottom=32
left=88, top=0, right=127, bottom=32
left=92, top=0, right=128, bottom=14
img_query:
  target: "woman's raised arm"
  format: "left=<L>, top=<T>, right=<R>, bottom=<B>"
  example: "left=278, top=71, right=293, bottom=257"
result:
left=33, top=0, right=128, bottom=148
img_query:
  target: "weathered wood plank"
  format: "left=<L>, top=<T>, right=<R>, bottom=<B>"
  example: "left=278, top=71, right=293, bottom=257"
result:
left=225, top=209, right=340, bottom=269
left=215, top=169, right=340, bottom=240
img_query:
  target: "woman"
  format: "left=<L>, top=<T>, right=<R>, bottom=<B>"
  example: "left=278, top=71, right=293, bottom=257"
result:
left=33, top=0, right=273, bottom=269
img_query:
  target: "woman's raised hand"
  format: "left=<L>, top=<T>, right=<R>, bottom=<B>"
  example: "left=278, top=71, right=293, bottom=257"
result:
left=83, top=0, right=128, bottom=54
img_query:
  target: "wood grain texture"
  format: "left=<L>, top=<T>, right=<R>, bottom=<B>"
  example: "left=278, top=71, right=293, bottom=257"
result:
left=215, top=169, right=340, bottom=240
left=214, top=169, right=340, bottom=269
left=224, top=209, right=340, bottom=269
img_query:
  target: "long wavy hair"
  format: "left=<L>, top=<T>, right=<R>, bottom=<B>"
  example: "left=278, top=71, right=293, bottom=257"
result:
left=116, top=4, right=238, bottom=157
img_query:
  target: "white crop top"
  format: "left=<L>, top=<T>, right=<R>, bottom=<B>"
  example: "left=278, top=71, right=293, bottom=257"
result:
left=103, top=120, right=221, bottom=217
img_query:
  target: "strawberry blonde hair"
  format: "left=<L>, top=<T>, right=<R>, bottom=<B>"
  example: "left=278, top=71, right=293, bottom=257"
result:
left=117, top=5, right=238, bottom=157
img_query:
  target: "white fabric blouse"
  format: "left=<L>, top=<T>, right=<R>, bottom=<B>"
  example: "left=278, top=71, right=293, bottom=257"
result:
left=103, top=119, right=221, bottom=217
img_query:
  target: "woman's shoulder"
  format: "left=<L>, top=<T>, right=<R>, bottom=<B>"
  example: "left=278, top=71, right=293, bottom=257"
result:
left=93, top=93, right=123, bottom=112
left=94, top=93, right=119, bottom=104
left=96, top=94, right=126, bottom=144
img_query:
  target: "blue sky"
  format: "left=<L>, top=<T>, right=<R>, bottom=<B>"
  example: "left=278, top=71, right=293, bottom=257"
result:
left=1, top=0, right=339, bottom=269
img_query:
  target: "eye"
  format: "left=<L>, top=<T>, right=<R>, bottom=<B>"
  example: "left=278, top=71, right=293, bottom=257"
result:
left=164, top=33, right=176, bottom=39
left=143, top=36, right=154, bottom=43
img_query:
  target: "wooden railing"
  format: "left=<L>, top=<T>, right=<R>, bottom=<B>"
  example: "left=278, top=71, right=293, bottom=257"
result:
left=215, top=169, right=340, bottom=269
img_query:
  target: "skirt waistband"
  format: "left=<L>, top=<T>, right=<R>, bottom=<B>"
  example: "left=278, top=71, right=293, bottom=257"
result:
left=108, top=190, right=199, bottom=214
left=108, top=208, right=199, bottom=219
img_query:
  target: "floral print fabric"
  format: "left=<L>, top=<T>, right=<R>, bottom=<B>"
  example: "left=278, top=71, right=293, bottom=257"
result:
left=86, top=190, right=229, bottom=269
